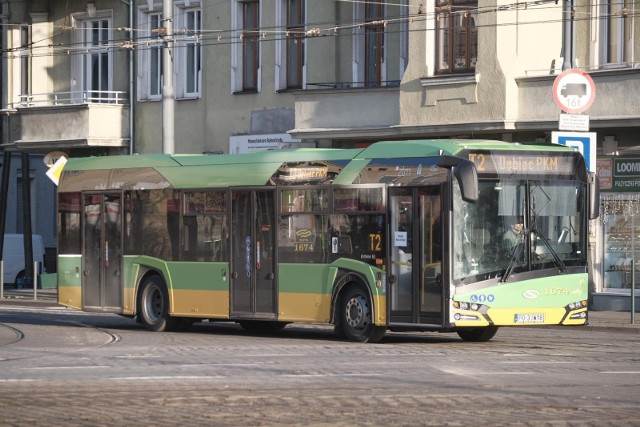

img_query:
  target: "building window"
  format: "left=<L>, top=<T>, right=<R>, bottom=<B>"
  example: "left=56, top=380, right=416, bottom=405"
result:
left=175, top=3, right=202, bottom=98
left=365, top=0, right=384, bottom=87
left=232, top=0, right=261, bottom=92
left=78, top=17, right=113, bottom=101
left=600, top=0, right=630, bottom=66
left=353, top=1, right=387, bottom=87
left=435, top=0, right=477, bottom=74
left=243, top=0, right=260, bottom=91
left=19, top=26, right=30, bottom=103
left=286, top=0, right=305, bottom=89
left=138, top=9, right=163, bottom=100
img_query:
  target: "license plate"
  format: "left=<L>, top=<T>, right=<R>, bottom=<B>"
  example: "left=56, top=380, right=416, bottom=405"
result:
left=514, top=313, right=544, bottom=323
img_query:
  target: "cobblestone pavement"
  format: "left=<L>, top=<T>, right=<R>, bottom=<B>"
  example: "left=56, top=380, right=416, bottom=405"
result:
left=3, top=380, right=640, bottom=427
left=1, top=303, right=639, bottom=426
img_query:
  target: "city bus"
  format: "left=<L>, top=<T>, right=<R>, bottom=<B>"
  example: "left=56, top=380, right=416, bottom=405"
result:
left=56, top=139, right=599, bottom=342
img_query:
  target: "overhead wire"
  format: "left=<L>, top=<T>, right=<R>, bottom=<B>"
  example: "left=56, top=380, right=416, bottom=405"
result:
left=0, top=0, right=636, bottom=59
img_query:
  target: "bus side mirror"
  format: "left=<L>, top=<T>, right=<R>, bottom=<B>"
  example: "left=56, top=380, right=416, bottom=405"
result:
left=454, top=160, right=479, bottom=203
left=437, top=157, right=479, bottom=203
left=588, top=172, right=600, bottom=220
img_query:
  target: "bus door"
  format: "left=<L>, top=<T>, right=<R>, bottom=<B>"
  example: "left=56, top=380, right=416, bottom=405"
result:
left=82, top=193, right=122, bottom=311
left=230, top=189, right=277, bottom=318
left=388, top=187, right=443, bottom=324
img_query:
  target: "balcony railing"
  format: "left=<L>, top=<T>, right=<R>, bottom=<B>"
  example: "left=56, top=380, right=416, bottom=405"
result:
left=12, top=90, right=128, bottom=108
left=305, top=80, right=400, bottom=89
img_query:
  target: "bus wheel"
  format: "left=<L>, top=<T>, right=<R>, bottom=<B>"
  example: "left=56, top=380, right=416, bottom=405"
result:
left=457, top=326, right=498, bottom=342
left=139, top=275, right=177, bottom=332
left=340, top=287, right=386, bottom=343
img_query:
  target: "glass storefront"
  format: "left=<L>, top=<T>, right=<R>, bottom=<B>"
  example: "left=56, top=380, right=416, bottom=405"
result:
left=601, top=194, right=640, bottom=291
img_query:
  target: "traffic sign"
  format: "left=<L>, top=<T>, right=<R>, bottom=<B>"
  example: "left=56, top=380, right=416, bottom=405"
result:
left=558, top=113, right=589, bottom=132
left=552, top=69, right=596, bottom=114
left=551, top=131, right=596, bottom=172
left=46, top=156, right=68, bottom=186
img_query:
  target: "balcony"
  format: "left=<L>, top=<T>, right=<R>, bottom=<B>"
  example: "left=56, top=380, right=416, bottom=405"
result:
left=7, top=90, right=130, bottom=151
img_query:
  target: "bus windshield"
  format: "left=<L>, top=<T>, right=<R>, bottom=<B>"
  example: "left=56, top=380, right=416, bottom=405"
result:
left=452, top=178, right=587, bottom=284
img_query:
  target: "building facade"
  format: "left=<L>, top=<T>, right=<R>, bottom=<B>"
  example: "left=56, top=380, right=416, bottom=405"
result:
left=1, top=0, right=638, bottom=307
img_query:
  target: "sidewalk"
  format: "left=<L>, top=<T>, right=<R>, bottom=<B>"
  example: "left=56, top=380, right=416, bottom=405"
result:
left=1, top=288, right=639, bottom=333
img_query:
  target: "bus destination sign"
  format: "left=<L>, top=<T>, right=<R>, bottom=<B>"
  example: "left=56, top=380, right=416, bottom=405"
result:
left=468, top=152, right=575, bottom=176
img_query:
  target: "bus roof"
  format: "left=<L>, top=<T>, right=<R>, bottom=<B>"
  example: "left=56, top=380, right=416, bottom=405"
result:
left=59, top=139, right=579, bottom=191
left=355, top=139, right=575, bottom=159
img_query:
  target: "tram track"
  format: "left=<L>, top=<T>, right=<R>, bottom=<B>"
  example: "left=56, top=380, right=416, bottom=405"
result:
left=0, top=308, right=122, bottom=363
left=0, top=323, right=25, bottom=346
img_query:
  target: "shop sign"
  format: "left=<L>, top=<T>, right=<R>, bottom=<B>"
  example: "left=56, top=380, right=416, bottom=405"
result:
left=597, top=157, right=640, bottom=192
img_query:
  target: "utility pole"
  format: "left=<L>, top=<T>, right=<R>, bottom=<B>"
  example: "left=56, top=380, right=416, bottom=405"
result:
left=162, top=0, right=175, bottom=154
left=561, top=0, right=575, bottom=70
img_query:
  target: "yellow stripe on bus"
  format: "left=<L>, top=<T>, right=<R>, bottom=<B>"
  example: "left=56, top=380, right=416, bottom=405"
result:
left=58, top=285, right=82, bottom=310
left=169, top=289, right=230, bottom=318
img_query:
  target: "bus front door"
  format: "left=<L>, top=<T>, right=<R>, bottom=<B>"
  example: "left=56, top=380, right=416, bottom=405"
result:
left=230, top=190, right=277, bottom=319
left=82, top=193, right=122, bottom=311
left=389, top=187, right=443, bottom=325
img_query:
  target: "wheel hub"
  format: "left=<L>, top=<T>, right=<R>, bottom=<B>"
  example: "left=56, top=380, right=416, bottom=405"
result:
left=345, top=295, right=369, bottom=328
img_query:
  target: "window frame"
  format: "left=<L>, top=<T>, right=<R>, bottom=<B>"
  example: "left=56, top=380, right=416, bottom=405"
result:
left=242, top=0, right=260, bottom=91
left=285, top=0, right=305, bottom=89
left=599, top=0, right=630, bottom=67
left=435, top=0, right=477, bottom=75
left=364, top=0, right=385, bottom=87
left=71, top=11, right=114, bottom=102
left=137, top=7, right=163, bottom=101
left=174, top=2, right=202, bottom=99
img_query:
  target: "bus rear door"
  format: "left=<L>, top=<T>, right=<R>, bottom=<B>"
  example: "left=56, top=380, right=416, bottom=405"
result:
left=82, top=193, right=123, bottom=311
left=230, top=189, right=277, bottom=319
left=388, top=187, right=443, bottom=325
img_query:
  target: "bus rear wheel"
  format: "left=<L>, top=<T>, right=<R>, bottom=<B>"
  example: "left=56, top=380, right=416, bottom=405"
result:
left=139, top=275, right=178, bottom=332
left=339, top=287, right=386, bottom=343
left=457, top=326, right=498, bottom=342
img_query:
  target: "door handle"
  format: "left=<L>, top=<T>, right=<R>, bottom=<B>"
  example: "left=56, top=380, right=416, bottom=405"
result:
left=388, top=274, right=396, bottom=284
left=266, top=273, right=275, bottom=280
left=232, top=272, right=238, bottom=279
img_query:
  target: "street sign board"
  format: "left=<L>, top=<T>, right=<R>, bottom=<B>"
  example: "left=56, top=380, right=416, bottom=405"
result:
left=558, top=113, right=589, bottom=131
left=552, top=69, right=596, bottom=114
left=46, top=156, right=67, bottom=186
left=552, top=131, right=596, bottom=173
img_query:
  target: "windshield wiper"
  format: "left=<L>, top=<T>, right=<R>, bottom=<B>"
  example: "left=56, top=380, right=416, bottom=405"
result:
left=500, top=242, right=524, bottom=283
left=531, top=227, right=567, bottom=273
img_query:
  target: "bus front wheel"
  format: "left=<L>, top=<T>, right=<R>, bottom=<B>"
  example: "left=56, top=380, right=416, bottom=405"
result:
left=339, top=287, right=386, bottom=343
left=456, top=326, right=498, bottom=342
left=139, top=275, right=177, bottom=332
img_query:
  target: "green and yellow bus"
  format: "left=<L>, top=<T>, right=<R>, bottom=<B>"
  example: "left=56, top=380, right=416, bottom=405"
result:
left=56, top=139, right=599, bottom=342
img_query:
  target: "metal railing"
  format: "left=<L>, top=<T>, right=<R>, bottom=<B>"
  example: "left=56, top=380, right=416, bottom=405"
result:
left=305, top=80, right=400, bottom=90
left=12, top=90, right=128, bottom=108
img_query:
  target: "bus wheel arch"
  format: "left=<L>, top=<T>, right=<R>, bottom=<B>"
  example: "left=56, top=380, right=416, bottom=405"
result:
left=332, top=274, right=386, bottom=343
left=136, top=272, right=178, bottom=332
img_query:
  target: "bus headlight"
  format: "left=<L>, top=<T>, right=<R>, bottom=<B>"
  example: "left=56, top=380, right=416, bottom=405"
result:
left=567, top=300, right=587, bottom=310
left=453, top=301, right=482, bottom=312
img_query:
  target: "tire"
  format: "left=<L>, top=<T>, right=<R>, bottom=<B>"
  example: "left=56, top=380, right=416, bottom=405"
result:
left=239, top=320, right=289, bottom=334
left=457, top=326, right=499, bottom=342
left=14, top=271, right=26, bottom=289
left=339, top=286, right=386, bottom=343
left=138, top=275, right=178, bottom=332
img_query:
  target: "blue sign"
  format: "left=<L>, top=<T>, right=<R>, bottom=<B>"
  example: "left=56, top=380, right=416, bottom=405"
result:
left=552, top=131, right=596, bottom=173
